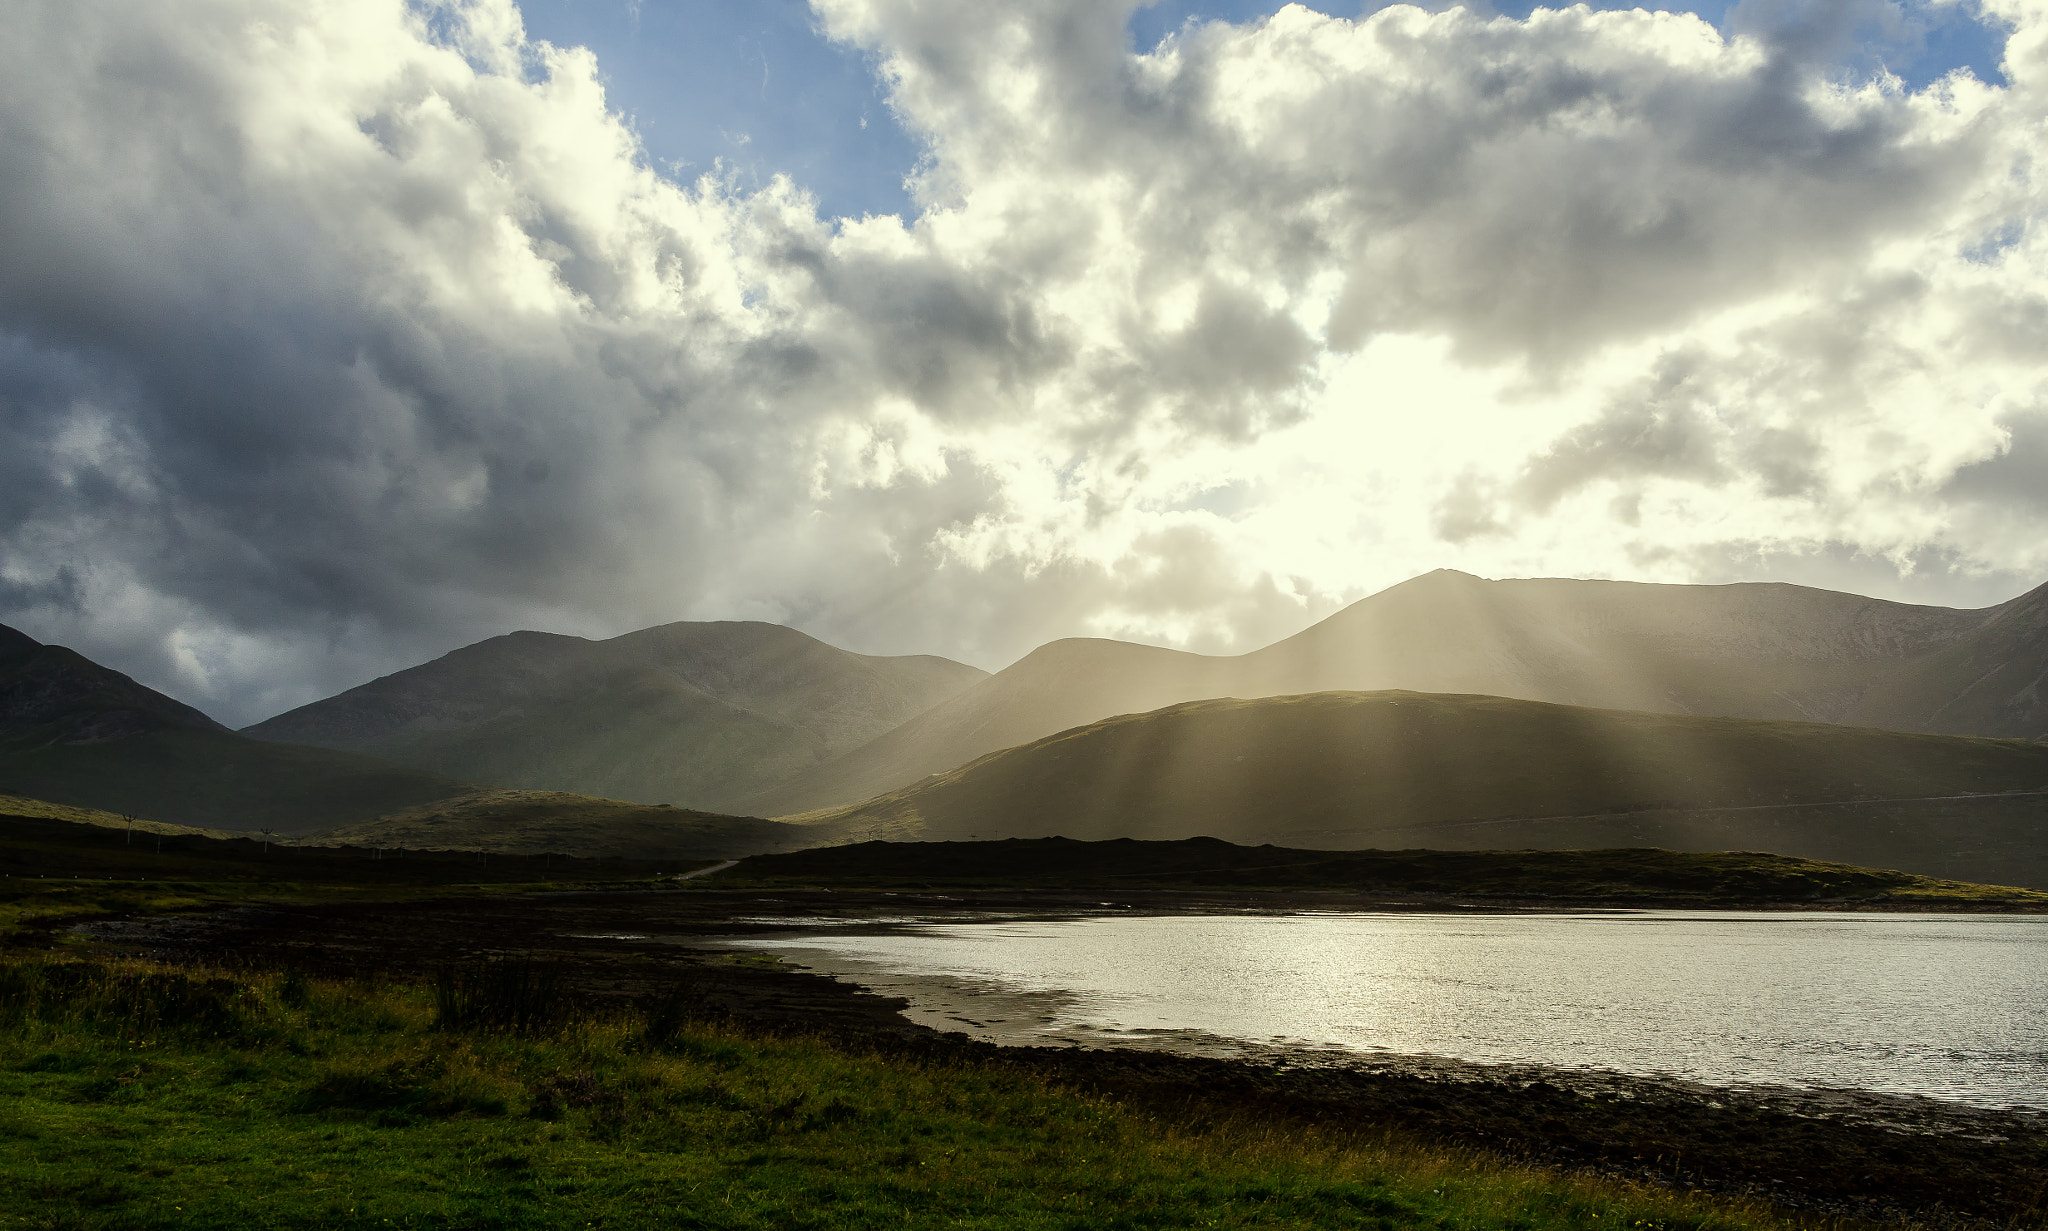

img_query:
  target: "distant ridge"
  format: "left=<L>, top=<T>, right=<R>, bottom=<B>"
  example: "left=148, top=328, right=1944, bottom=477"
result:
left=244, top=621, right=987, bottom=811
left=1845, top=580, right=2048, bottom=737
left=0, top=622, right=472, bottom=832
left=805, top=690, right=2048, bottom=887
left=2, top=621, right=228, bottom=742
left=748, top=571, right=2048, bottom=815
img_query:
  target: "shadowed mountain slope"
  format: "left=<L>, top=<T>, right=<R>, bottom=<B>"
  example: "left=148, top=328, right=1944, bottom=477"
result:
left=808, top=691, right=2048, bottom=887
left=0, top=624, right=474, bottom=832
left=748, top=571, right=2046, bottom=815
left=1846, top=581, right=2048, bottom=739
left=244, top=622, right=987, bottom=810
left=2, top=623, right=227, bottom=742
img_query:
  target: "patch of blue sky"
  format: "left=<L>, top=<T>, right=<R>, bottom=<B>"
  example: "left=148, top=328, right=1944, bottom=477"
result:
left=514, top=0, right=922, bottom=218
left=511, top=0, right=2009, bottom=224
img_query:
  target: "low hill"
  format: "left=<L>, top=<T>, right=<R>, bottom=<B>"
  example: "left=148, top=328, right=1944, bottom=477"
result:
left=0, top=624, right=474, bottom=832
left=0, top=808, right=715, bottom=888
left=747, top=571, right=2046, bottom=815
left=245, top=621, right=986, bottom=811
left=806, top=691, right=2048, bottom=887
left=0, top=792, right=236, bottom=840
left=308, top=789, right=827, bottom=860
left=729, top=837, right=2048, bottom=905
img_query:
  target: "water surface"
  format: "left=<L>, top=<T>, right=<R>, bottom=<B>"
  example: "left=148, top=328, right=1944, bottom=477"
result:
left=726, top=911, right=2048, bottom=1108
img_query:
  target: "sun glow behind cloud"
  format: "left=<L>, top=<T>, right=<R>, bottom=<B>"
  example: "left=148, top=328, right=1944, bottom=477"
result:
left=1, top=0, right=2046, bottom=723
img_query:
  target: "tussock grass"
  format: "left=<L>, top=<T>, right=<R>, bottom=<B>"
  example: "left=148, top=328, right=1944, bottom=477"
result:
left=433, top=957, right=567, bottom=1035
left=0, top=953, right=1838, bottom=1230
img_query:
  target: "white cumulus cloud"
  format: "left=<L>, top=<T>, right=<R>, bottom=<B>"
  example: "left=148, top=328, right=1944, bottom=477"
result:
left=1, top=0, right=2045, bottom=722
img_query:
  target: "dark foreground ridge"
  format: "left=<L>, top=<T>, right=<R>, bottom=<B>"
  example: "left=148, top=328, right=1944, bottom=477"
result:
left=730, top=836, right=2048, bottom=906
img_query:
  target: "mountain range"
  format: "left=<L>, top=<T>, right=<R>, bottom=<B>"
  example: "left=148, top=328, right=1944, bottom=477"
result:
left=0, top=623, right=469, bottom=831
left=8, top=568, right=2048, bottom=882
left=746, top=569, right=2048, bottom=815
left=243, top=622, right=985, bottom=812
left=0, top=621, right=811, bottom=855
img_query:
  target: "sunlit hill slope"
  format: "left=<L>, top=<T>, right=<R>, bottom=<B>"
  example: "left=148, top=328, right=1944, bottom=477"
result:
left=748, top=570, right=2048, bottom=815
left=809, top=691, right=2048, bottom=887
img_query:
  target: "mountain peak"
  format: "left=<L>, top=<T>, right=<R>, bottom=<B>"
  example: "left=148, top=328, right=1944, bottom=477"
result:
left=242, top=616, right=987, bottom=810
left=0, top=622, right=40, bottom=660
left=0, top=636, right=227, bottom=739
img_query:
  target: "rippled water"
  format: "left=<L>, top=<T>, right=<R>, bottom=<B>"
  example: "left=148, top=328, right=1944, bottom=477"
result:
left=727, top=911, right=2048, bottom=1108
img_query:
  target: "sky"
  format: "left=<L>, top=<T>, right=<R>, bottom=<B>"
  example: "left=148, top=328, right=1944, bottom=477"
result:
left=2, top=0, right=2046, bottom=727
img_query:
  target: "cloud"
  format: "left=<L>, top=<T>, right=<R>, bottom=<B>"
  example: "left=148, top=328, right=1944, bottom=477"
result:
left=0, top=0, right=2046, bottom=723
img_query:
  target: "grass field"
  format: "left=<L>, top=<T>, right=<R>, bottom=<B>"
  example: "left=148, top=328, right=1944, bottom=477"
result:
left=0, top=954, right=1822, bottom=1231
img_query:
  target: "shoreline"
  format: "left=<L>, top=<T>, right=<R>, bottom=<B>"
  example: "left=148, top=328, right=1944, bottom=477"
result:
left=60, top=886, right=2048, bottom=1226
left=708, top=935, right=2045, bottom=1115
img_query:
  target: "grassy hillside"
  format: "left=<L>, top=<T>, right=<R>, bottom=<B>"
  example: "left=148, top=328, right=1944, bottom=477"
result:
left=310, top=788, right=825, bottom=859
left=244, top=621, right=986, bottom=811
left=809, top=691, right=2048, bottom=887
left=0, top=792, right=236, bottom=840
left=748, top=571, right=2040, bottom=815
left=322, top=669, right=837, bottom=808
left=730, top=837, right=2048, bottom=903
left=743, top=638, right=1244, bottom=817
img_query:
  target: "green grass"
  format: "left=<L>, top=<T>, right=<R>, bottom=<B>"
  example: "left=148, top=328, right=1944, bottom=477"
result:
left=0, top=955, right=1816, bottom=1231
